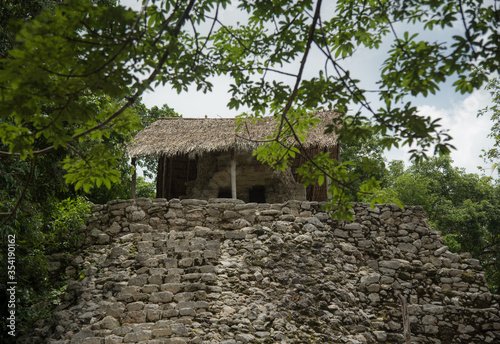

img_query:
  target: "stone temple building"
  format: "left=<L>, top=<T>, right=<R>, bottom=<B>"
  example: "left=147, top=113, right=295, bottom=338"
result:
left=127, top=110, right=339, bottom=203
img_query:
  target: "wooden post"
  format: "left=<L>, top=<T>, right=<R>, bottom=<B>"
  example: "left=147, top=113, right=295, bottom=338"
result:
left=162, top=156, right=168, bottom=199
left=231, top=149, right=237, bottom=199
left=397, top=292, right=411, bottom=344
left=167, top=157, right=173, bottom=200
left=131, top=157, right=137, bottom=199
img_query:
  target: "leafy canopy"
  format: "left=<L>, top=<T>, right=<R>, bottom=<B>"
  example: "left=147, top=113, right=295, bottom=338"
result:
left=479, top=77, right=500, bottom=175
left=0, top=0, right=499, bottom=219
left=379, top=156, right=500, bottom=292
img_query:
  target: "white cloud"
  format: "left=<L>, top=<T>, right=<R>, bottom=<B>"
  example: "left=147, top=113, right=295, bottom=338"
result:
left=141, top=76, right=243, bottom=119
left=387, top=89, right=495, bottom=175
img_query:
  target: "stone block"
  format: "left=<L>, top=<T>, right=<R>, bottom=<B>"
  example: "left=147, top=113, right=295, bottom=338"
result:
left=109, top=247, right=129, bottom=259
left=422, top=315, right=437, bottom=325
left=126, top=301, right=145, bottom=311
left=176, top=301, right=197, bottom=310
left=112, top=326, right=133, bottom=336
left=368, top=293, right=380, bottom=303
left=361, top=273, right=380, bottom=285
left=379, top=267, right=396, bottom=277
left=181, top=199, right=208, bottom=206
left=104, top=334, right=123, bottom=344
left=143, top=258, right=159, bottom=267
left=223, top=210, right=239, bottom=219
left=235, top=333, right=256, bottom=343
left=366, top=284, right=380, bottom=293
left=358, top=239, right=373, bottom=248
left=373, top=331, right=387, bottom=341
left=143, top=284, right=159, bottom=293
left=434, top=246, right=449, bottom=256
left=164, top=274, right=181, bottom=283
left=123, top=330, right=152, bottom=343
left=334, top=228, right=349, bottom=238
left=163, top=309, right=179, bottom=318
left=130, top=223, right=152, bottom=233
left=178, top=258, right=194, bottom=267
left=81, top=338, right=104, bottom=344
left=199, top=265, right=216, bottom=273
left=128, top=276, right=147, bottom=287
left=457, top=324, right=476, bottom=333
left=105, top=303, right=125, bottom=318
left=225, top=231, right=246, bottom=239
left=129, top=210, right=146, bottom=222
left=107, top=222, right=122, bottom=235
left=161, top=283, right=183, bottom=293
left=422, top=304, right=444, bottom=314
left=100, top=316, right=120, bottom=330
left=165, top=338, right=188, bottom=344
left=148, top=275, right=163, bottom=285
left=97, top=233, right=111, bottom=244
left=170, top=323, right=189, bottom=336
left=398, top=243, right=418, bottom=254
left=152, top=328, right=173, bottom=338
left=179, top=308, right=196, bottom=316
left=149, top=291, right=173, bottom=303
left=174, top=292, right=194, bottom=302
left=182, top=273, right=201, bottom=281
left=70, top=329, right=95, bottom=343
left=424, top=325, right=439, bottom=334
left=122, top=310, right=146, bottom=323
left=146, top=309, right=161, bottom=322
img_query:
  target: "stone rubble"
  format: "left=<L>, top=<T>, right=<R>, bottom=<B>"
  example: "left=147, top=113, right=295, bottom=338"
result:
left=24, top=198, right=500, bottom=343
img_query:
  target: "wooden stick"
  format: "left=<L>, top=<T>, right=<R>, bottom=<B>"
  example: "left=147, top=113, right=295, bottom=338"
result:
left=397, top=292, right=411, bottom=344
left=162, top=156, right=167, bottom=198
left=167, top=157, right=173, bottom=199
left=231, top=149, right=237, bottom=199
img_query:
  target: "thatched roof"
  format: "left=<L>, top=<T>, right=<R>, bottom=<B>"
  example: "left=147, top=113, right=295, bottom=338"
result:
left=127, top=110, right=339, bottom=158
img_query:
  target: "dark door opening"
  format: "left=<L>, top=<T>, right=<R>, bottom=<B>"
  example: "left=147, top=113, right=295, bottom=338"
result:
left=249, top=185, right=266, bottom=203
left=218, top=187, right=232, bottom=198
left=156, top=155, right=198, bottom=199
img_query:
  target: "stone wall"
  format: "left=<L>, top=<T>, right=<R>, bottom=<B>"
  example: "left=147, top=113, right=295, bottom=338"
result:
left=27, top=198, right=500, bottom=344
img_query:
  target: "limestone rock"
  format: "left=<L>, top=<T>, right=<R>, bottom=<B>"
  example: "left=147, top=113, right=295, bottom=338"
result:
left=27, top=201, right=500, bottom=344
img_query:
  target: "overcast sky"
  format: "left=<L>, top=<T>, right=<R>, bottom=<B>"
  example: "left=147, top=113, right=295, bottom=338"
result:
left=121, top=0, right=496, bottom=177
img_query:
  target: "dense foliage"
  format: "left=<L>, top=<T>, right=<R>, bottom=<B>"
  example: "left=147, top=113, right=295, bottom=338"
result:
left=337, top=122, right=389, bottom=202
left=479, top=77, right=500, bottom=175
left=374, top=156, right=500, bottom=292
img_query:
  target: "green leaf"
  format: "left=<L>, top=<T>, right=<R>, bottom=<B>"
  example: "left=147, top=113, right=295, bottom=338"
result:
left=318, top=175, right=325, bottom=186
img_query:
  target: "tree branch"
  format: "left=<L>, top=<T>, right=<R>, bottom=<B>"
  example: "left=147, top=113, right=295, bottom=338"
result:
left=0, top=0, right=196, bottom=158
left=40, top=1, right=149, bottom=79
left=458, top=0, right=477, bottom=55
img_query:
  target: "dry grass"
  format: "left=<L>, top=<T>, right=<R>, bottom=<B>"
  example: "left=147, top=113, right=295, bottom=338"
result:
left=127, top=110, right=339, bottom=158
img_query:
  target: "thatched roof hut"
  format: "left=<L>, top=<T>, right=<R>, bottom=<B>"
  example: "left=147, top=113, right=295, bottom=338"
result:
left=128, top=110, right=340, bottom=202
left=127, top=110, right=339, bottom=159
